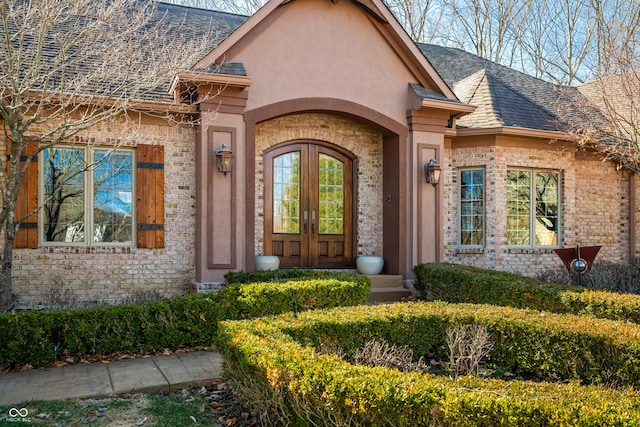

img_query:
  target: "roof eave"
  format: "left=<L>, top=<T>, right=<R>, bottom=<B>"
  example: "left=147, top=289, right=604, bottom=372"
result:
left=169, top=71, right=252, bottom=94
left=420, top=98, right=477, bottom=118
left=23, top=89, right=198, bottom=114
left=445, top=126, right=574, bottom=140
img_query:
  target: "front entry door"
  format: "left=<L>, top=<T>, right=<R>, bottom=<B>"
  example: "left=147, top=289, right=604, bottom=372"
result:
left=264, top=142, right=353, bottom=268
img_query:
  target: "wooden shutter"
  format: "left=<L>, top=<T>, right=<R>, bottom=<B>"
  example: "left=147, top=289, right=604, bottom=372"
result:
left=136, top=144, right=164, bottom=248
left=13, top=143, right=38, bottom=249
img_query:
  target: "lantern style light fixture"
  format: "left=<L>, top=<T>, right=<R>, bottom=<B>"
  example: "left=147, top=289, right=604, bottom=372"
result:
left=424, top=159, right=441, bottom=186
left=215, top=144, right=233, bottom=176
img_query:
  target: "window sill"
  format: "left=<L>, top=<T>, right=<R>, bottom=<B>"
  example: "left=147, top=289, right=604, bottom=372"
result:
left=504, top=247, right=558, bottom=254
left=453, top=247, right=485, bottom=255
left=41, top=246, right=134, bottom=254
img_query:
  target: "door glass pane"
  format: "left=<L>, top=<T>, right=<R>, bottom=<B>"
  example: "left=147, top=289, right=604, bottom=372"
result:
left=273, top=152, right=300, bottom=233
left=43, top=147, right=85, bottom=242
left=319, top=154, right=344, bottom=235
left=93, top=150, right=133, bottom=243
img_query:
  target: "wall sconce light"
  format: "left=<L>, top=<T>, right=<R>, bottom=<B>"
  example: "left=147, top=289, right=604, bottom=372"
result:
left=215, top=144, right=233, bottom=176
left=424, top=159, right=441, bottom=186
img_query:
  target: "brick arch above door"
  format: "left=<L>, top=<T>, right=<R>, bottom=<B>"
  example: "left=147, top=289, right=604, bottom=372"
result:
left=254, top=113, right=383, bottom=260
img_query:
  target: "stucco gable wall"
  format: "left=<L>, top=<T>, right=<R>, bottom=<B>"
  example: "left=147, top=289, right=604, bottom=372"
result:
left=225, top=0, right=426, bottom=125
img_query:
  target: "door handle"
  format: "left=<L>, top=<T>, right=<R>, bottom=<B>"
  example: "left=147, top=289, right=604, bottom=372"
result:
left=311, top=210, right=316, bottom=234
left=303, top=211, right=308, bottom=233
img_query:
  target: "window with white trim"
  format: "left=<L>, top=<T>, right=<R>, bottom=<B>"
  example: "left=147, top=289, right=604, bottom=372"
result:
left=506, top=169, right=560, bottom=246
left=459, top=168, right=484, bottom=246
left=41, top=146, right=134, bottom=245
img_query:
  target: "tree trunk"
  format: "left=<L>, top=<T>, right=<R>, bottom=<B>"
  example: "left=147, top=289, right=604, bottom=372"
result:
left=0, top=227, right=15, bottom=312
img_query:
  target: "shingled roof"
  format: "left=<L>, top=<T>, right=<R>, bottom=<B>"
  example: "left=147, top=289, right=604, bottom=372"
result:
left=144, top=2, right=248, bottom=100
left=417, top=43, right=583, bottom=133
left=156, top=2, right=245, bottom=38
left=29, top=1, right=594, bottom=134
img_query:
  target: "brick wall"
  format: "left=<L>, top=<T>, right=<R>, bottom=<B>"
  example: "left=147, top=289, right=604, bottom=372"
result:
left=7, top=118, right=197, bottom=307
left=574, top=155, right=630, bottom=262
left=255, top=113, right=383, bottom=257
left=444, top=141, right=631, bottom=277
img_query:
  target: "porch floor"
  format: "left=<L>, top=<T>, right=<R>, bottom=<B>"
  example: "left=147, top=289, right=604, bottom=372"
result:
left=366, top=274, right=412, bottom=303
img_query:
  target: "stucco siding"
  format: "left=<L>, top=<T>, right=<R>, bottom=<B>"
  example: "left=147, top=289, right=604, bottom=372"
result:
left=227, top=0, right=424, bottom=125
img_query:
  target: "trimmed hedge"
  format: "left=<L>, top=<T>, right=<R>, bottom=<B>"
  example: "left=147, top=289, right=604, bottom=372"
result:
left=276, top=302, right=640, bottom=386
left=0, top=294, right=221, bottom=369
left=224, top=268, right=361, bottom=285
left=413, top=263, right=640, bottom=323
left=218, top=302, right=640, bottom=426
left=217, top=277, right=370, bottom=320
left=0, top=273, right=370, bottom=369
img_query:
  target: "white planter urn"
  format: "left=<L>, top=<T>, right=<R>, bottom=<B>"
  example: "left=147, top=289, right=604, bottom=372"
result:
left=255, top=255, right=280, bottom=271
left=356, top=256, right=384, bottom=275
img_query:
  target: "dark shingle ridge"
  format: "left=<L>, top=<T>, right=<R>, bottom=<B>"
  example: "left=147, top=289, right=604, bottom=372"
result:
left=156, top=1, right=249, bottom=20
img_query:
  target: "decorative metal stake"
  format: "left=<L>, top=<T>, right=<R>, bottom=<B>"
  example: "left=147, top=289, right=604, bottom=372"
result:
left=554, top=244, right=601, bottom=286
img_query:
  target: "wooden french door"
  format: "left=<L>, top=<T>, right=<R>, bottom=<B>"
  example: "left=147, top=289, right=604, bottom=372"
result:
left=264, top=142, right=354, bottom=268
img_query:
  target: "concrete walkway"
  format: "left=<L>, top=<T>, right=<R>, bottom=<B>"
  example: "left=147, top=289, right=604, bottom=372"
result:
left=0, top=351, right=223, bottom=407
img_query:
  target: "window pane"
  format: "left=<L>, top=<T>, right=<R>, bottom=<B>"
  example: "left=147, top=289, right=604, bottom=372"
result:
left=460, top=169, right=483, bottom=245
left=535, top=171, right=559, bottom=245
left=93, top=150, right=133, bottom=243
left=43, top=148, right=85, bottom=242
left=273, top=152, right=300, bottom=233
left=318, top=154, right=344, bottom=235
left=507, top=170, right=531, bottom=245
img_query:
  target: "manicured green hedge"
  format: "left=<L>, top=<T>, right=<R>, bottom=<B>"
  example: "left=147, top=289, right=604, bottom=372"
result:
left=217, top=277, right=370, bottom=320
left=218, top=302, right=640, bottom=426
left=0, top=294, right=221, bottom=369
left=413, top=263, right=640, bottom=323
left=224, top=268, right=360, bottom=285
left=277, top=301, right=640, bottom=386
left=0, top=273, right=370, bottom=369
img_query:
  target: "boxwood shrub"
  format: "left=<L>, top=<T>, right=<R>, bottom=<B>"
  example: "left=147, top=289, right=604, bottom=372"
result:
left=273, top=301, right=640, bottom=386
left=218, top=302, right=640, bottom=426
left=0, top=273, right=370, bottom=369
left=224, top=268, right=361, bottom=285
left=413, top=262, right=640, bottom=323
left=216, top=277, right=370, bottom=320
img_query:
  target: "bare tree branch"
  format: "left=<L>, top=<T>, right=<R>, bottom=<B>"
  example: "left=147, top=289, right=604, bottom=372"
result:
left=0, top=0, right=220, bottom=310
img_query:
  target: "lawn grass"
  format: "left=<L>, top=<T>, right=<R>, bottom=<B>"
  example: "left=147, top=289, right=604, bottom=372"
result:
left=0, top=396, right=141, bottom=426
left=0, top=386, right=230, bottom=427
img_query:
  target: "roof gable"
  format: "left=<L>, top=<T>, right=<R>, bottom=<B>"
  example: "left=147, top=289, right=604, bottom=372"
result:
left=194, top=0, right=457, bottom=102
left=453, top=69, right=558, bottom=131
left=419, top=43, right=587, bottom=134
